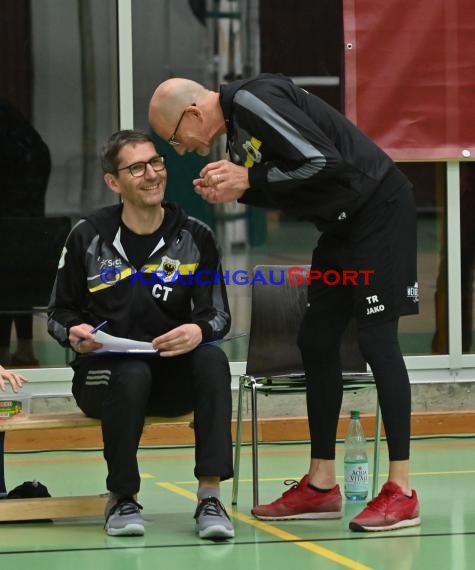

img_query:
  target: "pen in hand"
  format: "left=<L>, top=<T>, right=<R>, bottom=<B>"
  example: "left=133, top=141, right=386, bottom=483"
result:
left=75, top=320, right=108, bottom=345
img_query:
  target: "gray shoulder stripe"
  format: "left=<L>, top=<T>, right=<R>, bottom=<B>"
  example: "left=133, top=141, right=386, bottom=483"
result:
left=234, top=90, right=326, bottom=183
left=267, top=157, right=326, bottom=184
left=86, top=234, right=101, bottom=256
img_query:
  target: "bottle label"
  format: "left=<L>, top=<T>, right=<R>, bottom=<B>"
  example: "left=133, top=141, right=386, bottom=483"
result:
left=344, top=461, right=369, bottom=493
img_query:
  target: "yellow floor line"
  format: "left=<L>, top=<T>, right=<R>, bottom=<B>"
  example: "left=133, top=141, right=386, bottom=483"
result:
left=158, top=481, right=374, bottom=570
left=411, top=469, right=475, bottom=476
left=170, top=468, right=475, bottom=486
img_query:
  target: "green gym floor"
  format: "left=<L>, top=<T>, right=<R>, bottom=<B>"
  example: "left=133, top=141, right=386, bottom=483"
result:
left=1, top=437, right=474, bottom=570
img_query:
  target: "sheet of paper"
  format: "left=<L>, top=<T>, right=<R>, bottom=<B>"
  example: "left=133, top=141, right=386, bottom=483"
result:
left=93, top=330, right=156, bottom=353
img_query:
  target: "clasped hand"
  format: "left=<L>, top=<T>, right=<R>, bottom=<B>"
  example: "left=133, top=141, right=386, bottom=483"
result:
left=193, top=159, right=249, bottom=204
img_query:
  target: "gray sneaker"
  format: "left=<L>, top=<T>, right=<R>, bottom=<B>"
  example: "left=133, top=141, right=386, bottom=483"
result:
left=105, top=497, right=145, bottom=536
left=194, top=496, right=235, bottom=539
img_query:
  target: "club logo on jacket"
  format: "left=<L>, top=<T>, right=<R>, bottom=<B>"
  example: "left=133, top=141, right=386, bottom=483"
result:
left=243, top=137, right=262, bottom=166
left=158, top=256, right=180, bottom=283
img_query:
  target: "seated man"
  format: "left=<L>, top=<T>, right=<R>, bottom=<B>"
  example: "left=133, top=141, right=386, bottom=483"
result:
left=47, top=130, right=234, bottom=539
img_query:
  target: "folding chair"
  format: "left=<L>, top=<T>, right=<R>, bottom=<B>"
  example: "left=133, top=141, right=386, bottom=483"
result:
left=232, top=265, right=382, bottom=507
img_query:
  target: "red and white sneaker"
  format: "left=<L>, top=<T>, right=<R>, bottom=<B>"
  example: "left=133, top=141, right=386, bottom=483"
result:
left=251, top=475, right=342, bottom=520
left=349, top=481, right=421, bottom=532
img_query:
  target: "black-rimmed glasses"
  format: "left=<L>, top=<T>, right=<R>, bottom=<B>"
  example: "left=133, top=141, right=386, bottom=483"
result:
left=116, top=155, right=166, bottom=178
left=168, top=103, right=196, bottom=147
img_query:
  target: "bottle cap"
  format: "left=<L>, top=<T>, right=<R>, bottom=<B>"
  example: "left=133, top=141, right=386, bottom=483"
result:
left=350, top=410, right=360, bottom=419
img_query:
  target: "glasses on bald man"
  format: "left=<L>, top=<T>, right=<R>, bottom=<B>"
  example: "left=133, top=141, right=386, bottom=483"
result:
left=168, top=103, right=196, bottom=147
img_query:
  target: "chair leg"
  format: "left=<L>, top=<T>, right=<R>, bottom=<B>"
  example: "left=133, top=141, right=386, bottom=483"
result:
left=250, top=378, right=260, bottom=507
left=372, top=401, right=382, bottom=498
left=232, top=375, right=246, bottom=505
left=0, top=432, right=6, bottom=495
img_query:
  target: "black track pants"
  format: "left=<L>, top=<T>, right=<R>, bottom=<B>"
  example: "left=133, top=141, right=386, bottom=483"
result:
left=72, top=345, right=233, bottom=496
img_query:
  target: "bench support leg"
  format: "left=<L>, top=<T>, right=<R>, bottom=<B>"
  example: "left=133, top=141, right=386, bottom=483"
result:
left=0, top=432, right=6, bottom=495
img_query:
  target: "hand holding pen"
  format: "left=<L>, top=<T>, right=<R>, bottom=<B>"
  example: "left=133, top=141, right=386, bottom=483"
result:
left=69, top=320, right=107, bottom=353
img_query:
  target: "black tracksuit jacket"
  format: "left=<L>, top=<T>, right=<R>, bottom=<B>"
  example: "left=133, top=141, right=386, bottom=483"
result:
left=220, top=73, right=408, bottom=232
left=47, top=202, right=230, bottom=354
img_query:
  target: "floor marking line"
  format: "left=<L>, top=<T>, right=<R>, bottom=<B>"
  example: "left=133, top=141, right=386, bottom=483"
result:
left=236, top=440, right=475, bottom=458
left=5, top=451, right=196, bottom=465
left=3, top=530, right=475, bottom=557
left=5, top=456, right=104, bottom=465
left=168, top=469, right=475, bottom=485
left=410, top=470, right=475, bottom=476
left=6, top=457, right=475, bottom=480
left=157, top=482, right=374, bottom=570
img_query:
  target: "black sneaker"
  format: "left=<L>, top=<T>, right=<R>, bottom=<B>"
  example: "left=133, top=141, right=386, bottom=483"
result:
left=104, top=497, right=145, bottom=536
left=194, top=496, right=235, bottom=539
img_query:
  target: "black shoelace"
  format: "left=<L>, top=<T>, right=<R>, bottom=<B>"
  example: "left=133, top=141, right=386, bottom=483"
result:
left=194, top=496, right=229, bottom=520
left=106, top=497, right=143, bottom=523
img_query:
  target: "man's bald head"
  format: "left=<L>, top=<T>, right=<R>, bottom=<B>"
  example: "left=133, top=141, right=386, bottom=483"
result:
left=148, top=78, right=209, bottom=139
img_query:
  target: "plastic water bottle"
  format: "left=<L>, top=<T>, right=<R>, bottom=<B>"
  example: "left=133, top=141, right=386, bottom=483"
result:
left=344, top=410, right=369, bottom=501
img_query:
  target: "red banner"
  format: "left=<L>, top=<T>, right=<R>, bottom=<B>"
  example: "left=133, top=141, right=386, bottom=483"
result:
left=344, top=0, right=475, bottom=160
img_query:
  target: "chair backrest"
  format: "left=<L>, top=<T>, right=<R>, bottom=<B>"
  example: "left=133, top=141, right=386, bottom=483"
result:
left=0, top=216, right=71, bottom=309
left=246, top=265, right=367, bottom=378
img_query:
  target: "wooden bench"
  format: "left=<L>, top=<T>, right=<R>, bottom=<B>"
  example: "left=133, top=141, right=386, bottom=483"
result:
left=0, top=411, right=192, bottom=522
